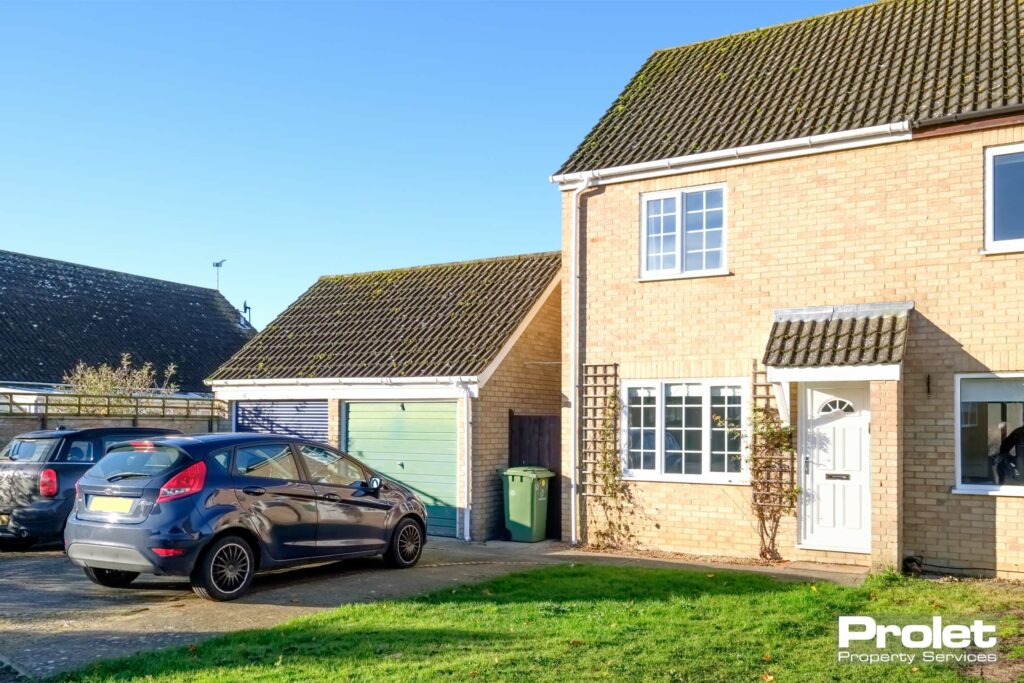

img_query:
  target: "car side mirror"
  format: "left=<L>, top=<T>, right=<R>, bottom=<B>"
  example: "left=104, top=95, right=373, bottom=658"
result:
left=367, top=476, right=382, bottom=491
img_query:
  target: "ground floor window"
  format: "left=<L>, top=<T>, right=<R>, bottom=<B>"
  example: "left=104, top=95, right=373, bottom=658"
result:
left=623, top=378, right=747, bottom=483
left=958, top=374, right=1024, bottom=490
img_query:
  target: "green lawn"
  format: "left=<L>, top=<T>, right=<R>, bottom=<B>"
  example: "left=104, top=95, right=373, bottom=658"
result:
left=57, top=565, right=1024, bottom=682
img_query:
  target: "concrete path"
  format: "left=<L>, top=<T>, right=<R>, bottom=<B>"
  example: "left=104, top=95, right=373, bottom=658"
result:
left=0, top=539, right=866, bottom=681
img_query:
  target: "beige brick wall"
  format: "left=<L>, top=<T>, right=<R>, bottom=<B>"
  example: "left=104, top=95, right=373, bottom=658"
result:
left=561, top=124, right=1024, bottom=575
left=472, top=285, right=562, bottom=540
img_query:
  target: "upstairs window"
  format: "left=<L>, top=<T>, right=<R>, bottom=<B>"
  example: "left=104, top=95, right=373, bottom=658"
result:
left=985, top=143, right=1024, bottom=253
left=641, top=184, right=726, bottom=278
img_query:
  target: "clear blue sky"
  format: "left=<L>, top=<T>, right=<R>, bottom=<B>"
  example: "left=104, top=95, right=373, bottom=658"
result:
left=1, top=0, right=853, bottom=328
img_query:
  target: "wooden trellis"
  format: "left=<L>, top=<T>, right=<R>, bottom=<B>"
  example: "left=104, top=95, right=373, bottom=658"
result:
left=579, top=363, right=619, bottom=497
left=750, top=359, right=797, bottom=511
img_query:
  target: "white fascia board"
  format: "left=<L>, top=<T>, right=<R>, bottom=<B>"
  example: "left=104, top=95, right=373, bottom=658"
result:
left=766, top=364, right=902, bottom=383
left=550, top=122, right=911, bottom=188
left=208, top=375, right=478, bottom=387
left=476, top=273, right=561, bottom=389
left=213, top=380, right=479, bottom=402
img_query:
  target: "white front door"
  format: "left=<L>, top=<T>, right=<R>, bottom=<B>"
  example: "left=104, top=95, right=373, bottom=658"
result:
left=798, top=382, right=871, bottom=553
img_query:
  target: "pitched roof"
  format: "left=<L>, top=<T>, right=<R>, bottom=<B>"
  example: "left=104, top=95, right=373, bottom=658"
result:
left=0, top=250, right=255, bottom=392
left=208, top=252, right=561, bottom=382
left=557, top=0, right=1023, bottom=175
left=763, top=302, right=913, bottom=368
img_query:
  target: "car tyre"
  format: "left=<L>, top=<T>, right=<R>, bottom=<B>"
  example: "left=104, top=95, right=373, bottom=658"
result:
left=385, top=518, right=423, bottom=568
left=191, top=535, right=255, bottom=601
left=83, top=566, right=139, bottom=588
left=0, top=537, right=34, bottom=551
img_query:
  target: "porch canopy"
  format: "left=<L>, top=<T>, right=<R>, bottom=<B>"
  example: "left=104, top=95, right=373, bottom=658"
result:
left=761, top=301, right=914, bottom=422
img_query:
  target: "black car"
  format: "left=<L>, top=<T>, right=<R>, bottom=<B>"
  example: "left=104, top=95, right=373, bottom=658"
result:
left=65, top=433, right=428, bottom=601
left=0, top=427, right=181, bottom=550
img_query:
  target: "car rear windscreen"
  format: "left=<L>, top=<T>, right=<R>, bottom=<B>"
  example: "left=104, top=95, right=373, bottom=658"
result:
left=92, top=444, right=190, bottom=480
left=0, top=438, right=60, bottom=462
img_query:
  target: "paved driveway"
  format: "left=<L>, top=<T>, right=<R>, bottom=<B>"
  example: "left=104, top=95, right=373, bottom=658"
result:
left=0, top=538, right=560, bottom=681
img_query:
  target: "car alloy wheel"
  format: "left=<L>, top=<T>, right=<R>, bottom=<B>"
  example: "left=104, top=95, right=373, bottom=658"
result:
left=398, top=522, right=422, bottom=563
left=210, top=541, right=251, bottom=595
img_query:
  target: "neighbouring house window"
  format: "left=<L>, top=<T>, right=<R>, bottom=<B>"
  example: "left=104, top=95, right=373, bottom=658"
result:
left=641, top=185, right=726, bottom=278
left=985, top=143, right=1024, bottom=253
left=622, top=379, right=747, bottom=482
left=957, top=375, right=1024, bottom=490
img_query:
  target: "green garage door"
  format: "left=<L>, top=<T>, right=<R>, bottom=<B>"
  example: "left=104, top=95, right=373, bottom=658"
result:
left=345, top=401, right=458, bottom=537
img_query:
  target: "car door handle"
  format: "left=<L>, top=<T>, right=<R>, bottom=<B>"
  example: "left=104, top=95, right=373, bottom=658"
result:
left=321, top=493, right=342, bottom=503
left=242, top=486, right=266, bottom=496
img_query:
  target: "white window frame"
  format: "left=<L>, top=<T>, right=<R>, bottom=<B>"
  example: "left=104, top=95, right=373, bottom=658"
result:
left=639, top=183, right=729, bottom=281
left=620, top=377, right=749, bottom=485
left=984, top=143, right=1024, bottom=254
left=953, top=371, right=1024, bottom=497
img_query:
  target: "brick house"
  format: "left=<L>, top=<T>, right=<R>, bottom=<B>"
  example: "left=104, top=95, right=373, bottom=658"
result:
left=208, top=252, right=561, bottom=541
left=554, top=0, right=1024, bottom=575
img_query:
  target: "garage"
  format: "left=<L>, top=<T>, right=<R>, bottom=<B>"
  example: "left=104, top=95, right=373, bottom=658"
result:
left=345, top=401, right=458, bottom=537
left=235, top=400, right=329, bottom=443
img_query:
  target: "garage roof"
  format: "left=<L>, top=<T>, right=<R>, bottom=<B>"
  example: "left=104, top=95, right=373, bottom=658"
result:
left=208, top=251, right=561, bottom=382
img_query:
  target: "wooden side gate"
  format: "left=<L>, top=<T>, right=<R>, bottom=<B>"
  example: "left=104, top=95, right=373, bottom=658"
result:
left=508, top=411, right=561, bottom=539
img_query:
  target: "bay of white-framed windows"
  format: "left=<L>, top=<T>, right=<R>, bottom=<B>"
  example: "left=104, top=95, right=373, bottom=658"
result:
left=621, top=377, right=749, bottom=484
left=984, top=143, right=1024, bottom=254
left=640, top=183, right=727, bottom=279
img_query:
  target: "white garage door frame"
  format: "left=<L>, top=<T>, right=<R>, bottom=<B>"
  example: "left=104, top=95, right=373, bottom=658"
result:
left=213, top=377, right=477, bottom=541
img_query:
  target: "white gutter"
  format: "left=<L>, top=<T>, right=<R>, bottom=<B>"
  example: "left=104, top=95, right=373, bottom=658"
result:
left=550, top=122, right=911, bottom=188
left=461, top=382, right=473, bottom=541
left=568, top=174, right=592, bottom=546
left=208, top=375, right=478, bottom=387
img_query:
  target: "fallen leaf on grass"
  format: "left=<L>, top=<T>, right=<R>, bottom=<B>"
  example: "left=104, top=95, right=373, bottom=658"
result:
left=761, top=655, right=772, bottom=662
left=761, top=673, right=775, bottom=681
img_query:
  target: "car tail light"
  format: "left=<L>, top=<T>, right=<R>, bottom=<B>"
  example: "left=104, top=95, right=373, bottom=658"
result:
left=39, top=469, right=58, bottom=497
left=129, top=440, right=156, bottom=452
left=151, top=547, right=186, bottom=557
left=156, top=461, right=206, bottom=503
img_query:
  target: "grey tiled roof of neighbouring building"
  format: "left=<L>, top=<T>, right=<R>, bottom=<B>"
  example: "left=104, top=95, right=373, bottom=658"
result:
left=208, top=252, right=561, bottom=382
left=0, top=250, right=255, bottom=392
left=763, top=302, right=913, bottom=368
left=557, top=0, right=1023, bottom=175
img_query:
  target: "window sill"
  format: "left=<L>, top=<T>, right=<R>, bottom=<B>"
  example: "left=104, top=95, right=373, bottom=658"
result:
left=638, top=268, right=732, bottom=283
left=622, top=474, right=750, bottom=486
left=979, top=245, right=1024, bottom=256
left=951, top=486, right=1024, bottom=497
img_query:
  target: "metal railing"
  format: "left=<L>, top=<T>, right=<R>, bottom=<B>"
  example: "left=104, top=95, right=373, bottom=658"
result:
left=0, top=391, right=230, bottom=419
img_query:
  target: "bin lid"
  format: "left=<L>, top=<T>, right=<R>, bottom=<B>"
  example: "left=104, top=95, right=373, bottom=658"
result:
left=502, top=466, right=555, bottom=479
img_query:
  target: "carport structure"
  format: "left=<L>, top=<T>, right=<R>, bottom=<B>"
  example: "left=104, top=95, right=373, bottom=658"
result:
left=207, top=252, right=562, bottom=541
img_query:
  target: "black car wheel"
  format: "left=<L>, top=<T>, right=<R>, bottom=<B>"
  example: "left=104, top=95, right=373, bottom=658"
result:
left=385, top=518, right=423, bottom=568
left=0, top=537, right=34, bottom=551
left=83, top=566, right=139, bottom=588
left=191, top=535, right=255, bottom=601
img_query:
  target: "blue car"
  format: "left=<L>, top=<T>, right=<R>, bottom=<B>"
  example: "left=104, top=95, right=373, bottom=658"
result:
left=64, top=433, right=428, bottom=601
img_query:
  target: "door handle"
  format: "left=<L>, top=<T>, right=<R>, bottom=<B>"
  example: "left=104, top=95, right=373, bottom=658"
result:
left=321, top=493, right=342, bottom=503
left=242, top=486, right=266, bottom=496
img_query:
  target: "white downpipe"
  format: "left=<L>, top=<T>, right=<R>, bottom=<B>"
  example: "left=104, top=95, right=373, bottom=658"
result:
left=461, top=383, right=473, bottom=542
left=568, top=175, right=592, bottom=546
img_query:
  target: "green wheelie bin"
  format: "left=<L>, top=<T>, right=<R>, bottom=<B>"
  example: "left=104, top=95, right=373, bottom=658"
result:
left=501, top=466, right=555, bottom=542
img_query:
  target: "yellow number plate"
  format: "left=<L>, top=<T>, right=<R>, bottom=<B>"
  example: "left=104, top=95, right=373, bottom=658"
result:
left=88, top=496, right=135, bottom=514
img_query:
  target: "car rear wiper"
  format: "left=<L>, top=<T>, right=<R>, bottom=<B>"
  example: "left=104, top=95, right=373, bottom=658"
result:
left=105, top=472, right=152, bottom=482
